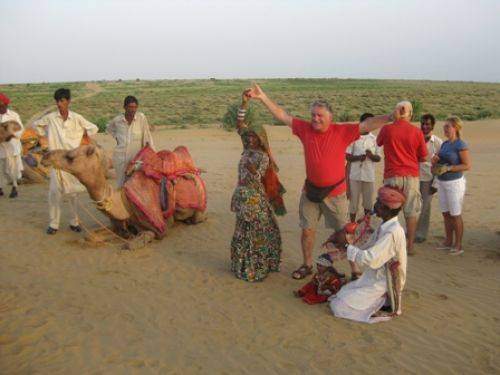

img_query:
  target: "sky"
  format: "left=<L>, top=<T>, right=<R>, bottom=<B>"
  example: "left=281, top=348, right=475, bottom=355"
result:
left=1, top=0, right=499, bottom=84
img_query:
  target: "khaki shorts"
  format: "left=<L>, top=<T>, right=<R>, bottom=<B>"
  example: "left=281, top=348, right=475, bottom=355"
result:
left=348, top=180, right=374, bottom=214
left=384, top=176, right=422, bottom=218
left=299, top=191, right=347, bottom=230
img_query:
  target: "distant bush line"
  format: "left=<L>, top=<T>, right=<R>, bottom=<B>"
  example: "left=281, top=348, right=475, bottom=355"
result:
left=1, top=78, right=499, bottom=128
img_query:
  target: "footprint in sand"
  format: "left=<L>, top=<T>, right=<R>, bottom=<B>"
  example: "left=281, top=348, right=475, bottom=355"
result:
left=404, top=289, right=420, bottom=299
left=434, top=293, right=449, bottom=300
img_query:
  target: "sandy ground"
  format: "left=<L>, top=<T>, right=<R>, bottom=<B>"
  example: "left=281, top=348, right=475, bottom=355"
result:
left=1, top=120, right=499, bottom=374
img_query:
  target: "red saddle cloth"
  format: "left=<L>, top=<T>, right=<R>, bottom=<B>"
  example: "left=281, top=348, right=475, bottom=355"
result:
left=123, top=145, right=207, bottom=236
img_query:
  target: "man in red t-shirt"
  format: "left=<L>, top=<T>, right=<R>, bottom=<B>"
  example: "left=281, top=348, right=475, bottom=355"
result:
left=248, top=83, right=392, bottom=279
left=376, top=101, right=428, bottom=255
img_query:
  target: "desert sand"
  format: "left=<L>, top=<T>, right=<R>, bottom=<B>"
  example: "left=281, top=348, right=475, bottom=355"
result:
left=1, top=120, right=499, bottom=374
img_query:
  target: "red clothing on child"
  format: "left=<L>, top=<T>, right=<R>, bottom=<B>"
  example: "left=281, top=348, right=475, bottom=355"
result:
left=295, top=270, right=345, bottom=304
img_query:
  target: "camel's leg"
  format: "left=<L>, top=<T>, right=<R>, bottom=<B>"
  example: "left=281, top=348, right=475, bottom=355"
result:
left=174, top=208, right=206, bottom=224
left=191, top=210, right=207, bottom=224
left=110, top=218, right=133, bottom=239
left=122, top=231, right=155, bottom=250
left=174, top=208, right=194, bottom=222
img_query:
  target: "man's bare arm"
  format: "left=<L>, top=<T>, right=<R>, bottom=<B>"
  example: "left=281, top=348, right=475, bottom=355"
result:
left=359, top=114, right=392, bottom=134
left=249, top=83, right=293, bottom=127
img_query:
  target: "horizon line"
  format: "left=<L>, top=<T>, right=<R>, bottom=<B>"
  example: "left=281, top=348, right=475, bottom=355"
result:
left=1, top=76, right=500, bottom=86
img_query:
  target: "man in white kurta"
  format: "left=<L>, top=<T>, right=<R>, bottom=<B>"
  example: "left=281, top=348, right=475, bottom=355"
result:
left=346, top=130, right=381, bottom=222
left=0, top=93, right=24, bottom=198
left=34, top=88, right=98, bottom=234
left=106, top=96, right=154, bottom=187
left=416, top=114, right=443, bottom=242
left=329, top=186, right=407, bottom=323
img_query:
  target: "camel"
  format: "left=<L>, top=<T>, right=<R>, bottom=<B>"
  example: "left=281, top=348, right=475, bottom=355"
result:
left=0, top=120, right=21, bottom=143
left=41, top=144, right=206, bottom=248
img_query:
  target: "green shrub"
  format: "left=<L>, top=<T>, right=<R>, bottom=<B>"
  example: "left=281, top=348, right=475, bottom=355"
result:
left=93, top=117, right=108, bottom=133
left=411, top=99, right=423, bottom=121
left=337, top=111, right=353, bottom=122
left=222, top=103, right=256, bottom=131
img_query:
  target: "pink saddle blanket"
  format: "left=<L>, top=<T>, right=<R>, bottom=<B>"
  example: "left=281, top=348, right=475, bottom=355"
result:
left=123, top=145, right=207, bottom=236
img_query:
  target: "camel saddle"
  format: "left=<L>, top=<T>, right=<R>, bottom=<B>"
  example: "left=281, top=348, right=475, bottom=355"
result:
left=123, top=145, right=207, bottom=237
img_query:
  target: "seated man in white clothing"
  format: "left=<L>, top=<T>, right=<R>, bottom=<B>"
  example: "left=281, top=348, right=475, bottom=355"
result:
left=327, top=185, right=407, bottom=323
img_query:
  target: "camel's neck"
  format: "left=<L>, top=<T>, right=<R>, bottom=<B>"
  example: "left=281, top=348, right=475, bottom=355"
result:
left=84, top=174, right=112, bottom=203
left=86, top=178, right=131, bottom=221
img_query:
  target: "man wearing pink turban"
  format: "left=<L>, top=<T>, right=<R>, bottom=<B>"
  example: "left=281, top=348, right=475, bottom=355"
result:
left=0, top=93, right=24, bottom=198
left=328, top=185, right=407, bottom=323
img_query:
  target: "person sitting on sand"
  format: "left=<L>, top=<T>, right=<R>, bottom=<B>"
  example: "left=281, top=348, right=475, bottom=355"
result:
left=34, top=88, right=99, bottom=235
left=0, top=93, right=24, bottom=198
left=106, top=95, right=155, bottom=187
left=328, top=185, right=407, bottom=323
left=246, top=83, right=392, bottom=281
left=294, top=252, right=346, bottom=305
left=230, top=89, right=286, bottom=282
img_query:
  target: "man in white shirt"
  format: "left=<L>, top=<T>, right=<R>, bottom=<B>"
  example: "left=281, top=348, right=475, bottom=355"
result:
left=34, top=88, right=98, bottom=234
left=106, top=95, right=155, bottom=187
left=416, top=114, right=443, bottom=243
left=0, top=93, right=24, bottom=198
left=346, top=113, right=381, bottom=223
left=328, top=185, right=407, bottom=323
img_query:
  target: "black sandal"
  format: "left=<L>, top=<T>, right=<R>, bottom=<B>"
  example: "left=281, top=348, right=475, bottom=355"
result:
left=351, top=272, right=362, bottom=281
left=292, top=265, right=313, bottom=280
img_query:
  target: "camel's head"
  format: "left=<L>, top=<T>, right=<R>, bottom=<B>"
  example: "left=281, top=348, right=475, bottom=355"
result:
left=0, top=121, right=22, bottom=143
left=41, top=145, right=108, bottom=183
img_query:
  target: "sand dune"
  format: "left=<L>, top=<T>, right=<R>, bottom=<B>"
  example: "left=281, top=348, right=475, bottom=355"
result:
left=0, top=120, right=499, bottom=374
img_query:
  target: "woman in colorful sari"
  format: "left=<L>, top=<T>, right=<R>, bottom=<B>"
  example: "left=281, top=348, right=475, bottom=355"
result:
left=230, top=89, right=286, bottom=282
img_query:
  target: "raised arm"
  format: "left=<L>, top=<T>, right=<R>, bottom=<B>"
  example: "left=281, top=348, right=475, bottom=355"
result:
left=359, top=114, right=392, bottom=134
left=249, top=83, right=293, bottom=127
left=236, top=89, right=252, bottom=132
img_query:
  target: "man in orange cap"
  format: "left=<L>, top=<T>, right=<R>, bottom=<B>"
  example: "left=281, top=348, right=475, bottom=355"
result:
left=0, top=93, right=23, bottom=198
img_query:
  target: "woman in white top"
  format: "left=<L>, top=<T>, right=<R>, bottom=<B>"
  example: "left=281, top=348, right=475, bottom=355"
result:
left=106, top=96, right=155, bottom=187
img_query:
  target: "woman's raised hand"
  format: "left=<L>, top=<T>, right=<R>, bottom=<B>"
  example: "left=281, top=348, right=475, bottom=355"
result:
left=249, top=83, right=265, bottom=101
left=242, top=89, right=252, bottom=105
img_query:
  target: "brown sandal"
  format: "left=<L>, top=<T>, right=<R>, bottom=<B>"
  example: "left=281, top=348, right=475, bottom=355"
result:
left=292, top=265, right=313, bottom=280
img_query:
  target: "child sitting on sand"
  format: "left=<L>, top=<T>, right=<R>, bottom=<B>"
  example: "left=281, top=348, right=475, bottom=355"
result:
left=294, top=252, right=346, bottom=305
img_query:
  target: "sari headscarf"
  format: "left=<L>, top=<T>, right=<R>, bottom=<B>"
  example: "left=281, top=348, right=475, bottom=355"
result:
left=240, top=121, right=287, bottom=216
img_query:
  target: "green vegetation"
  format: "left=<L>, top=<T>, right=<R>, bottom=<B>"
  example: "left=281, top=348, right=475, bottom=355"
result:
left=222, top=103, right=257, bottom=131
left=1, top=78, right=499, bottom=127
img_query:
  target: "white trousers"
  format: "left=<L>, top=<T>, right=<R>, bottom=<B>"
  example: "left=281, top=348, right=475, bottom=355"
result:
left=348, top=180, right=374, bottom=214
left=48, top=174, right=79, bottom=229
left=0, top=157, right=19, bottom=188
